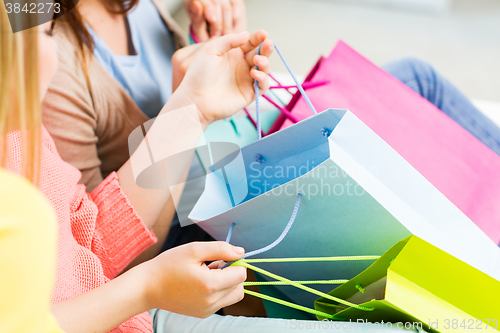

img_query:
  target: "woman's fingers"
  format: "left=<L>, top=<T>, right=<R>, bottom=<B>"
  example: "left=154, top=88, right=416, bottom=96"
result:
left=207, top=260, right=225, bottom=269
left=190, top=1, right=210, bottom=41
left=206, top=31, right=250, bottom=56
left=213, top=283, right=245, bottom=310
left=208, top=0, right=223, bottom=37
left=251, top=68, right=271, bottom=94
left=258, top=38, right=274, bottom=58
left=244, top=38, right=274, bottom=67
left=254, top=55, right=270, bottom=73
left=231, top=0, right=247, bottom=33
left=221, top=0, right=233, bottom=34
left=188, top=0, right=248, bottom=41
left=239, top=30, right=268, bottom=55
left=208, top=265, right=247, bottom=290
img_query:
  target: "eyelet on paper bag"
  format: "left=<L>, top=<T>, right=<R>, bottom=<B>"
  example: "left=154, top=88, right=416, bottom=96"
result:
left=321, top=128, right=331, bottom=137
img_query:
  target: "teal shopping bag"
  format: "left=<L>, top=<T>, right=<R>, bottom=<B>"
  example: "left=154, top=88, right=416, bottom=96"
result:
left=188, top=44, right=500, bottom=317
left=198, top=110, right=280, bottom=172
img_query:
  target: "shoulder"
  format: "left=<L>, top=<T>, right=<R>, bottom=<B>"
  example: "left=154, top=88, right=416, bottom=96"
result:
left=50, top=20, right=110, bottom=92
left=48, top=22, right=92, bottom=98
left=52, top=21, right=88, bottom=69
left=44, top=22, right=104, bottom=122
left=149, top=0, right=188, bottom=49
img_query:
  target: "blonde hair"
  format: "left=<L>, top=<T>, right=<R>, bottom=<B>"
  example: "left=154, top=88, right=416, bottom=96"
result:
left=0, top=0, right=41, bottom=183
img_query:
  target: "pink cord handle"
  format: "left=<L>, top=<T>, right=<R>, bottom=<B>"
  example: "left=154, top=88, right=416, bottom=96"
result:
left=243, top=95, right=300, bottom=135
left=269, top=73, right=293, bottom=95
left=269, top=80, right=330, bottom=91
left=189, top=24, right=201, bottom=44
left=254, top=74, right=325, bottom=126
left=262, top=95, right=300, bottom=123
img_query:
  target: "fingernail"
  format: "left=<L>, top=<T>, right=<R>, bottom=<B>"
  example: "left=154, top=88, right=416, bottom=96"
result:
left=191, top=6, right=199, bottom=15
left=234, top=246, right=245, bottom=255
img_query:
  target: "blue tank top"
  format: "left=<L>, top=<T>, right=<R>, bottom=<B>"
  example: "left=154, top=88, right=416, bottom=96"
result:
left=87, top=0, right=176, bottom=118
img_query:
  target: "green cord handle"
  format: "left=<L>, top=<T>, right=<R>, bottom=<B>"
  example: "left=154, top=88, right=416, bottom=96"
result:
left=243, top=289, right=340, bottom=320
left=240, top=256, right=380, bottom=263
left=244, top=279, right=349, bottom=286
left=232, top=260, right=375, bottom=312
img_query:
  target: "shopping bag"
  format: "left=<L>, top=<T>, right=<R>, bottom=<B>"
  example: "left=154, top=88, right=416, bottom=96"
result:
left=276, top=40, right=500, bottom=244
left=189, top=43, right=500, bottom=313
left=197, top=110, right=280, bottom=173
left=314, top=235, right=500, bottom=332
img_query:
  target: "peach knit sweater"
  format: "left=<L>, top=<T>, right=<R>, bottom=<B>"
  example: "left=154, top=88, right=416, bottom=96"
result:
left=5, top=127, right=157, bottom=332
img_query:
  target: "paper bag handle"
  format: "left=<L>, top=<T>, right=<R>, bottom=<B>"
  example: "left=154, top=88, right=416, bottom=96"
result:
left=222, top=195, right=378, bottom=318
left=255, top=42, right=318, bottom=139
left=233, top=257, right=378, bottom=319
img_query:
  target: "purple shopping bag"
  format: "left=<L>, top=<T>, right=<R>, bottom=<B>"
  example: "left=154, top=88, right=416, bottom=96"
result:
left=276, top=41, right=500, bottom=244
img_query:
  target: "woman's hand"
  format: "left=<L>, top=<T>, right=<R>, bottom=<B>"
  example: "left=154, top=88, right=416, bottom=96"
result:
left=176, top=30, right=274, bottom=126
left=140, top=241, right=247, bottom=318
left=51, top=242, right=247, bottom=332
left=187, top=0, right=247, bottom=41
left=172, top=43, right=204, bottom=92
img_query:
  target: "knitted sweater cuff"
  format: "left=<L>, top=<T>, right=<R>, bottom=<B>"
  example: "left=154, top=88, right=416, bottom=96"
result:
left=91, top=172, right=157, bottom=278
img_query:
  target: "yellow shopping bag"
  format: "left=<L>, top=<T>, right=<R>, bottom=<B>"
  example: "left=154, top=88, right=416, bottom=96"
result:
left=315, top=236, right=500, bottom=332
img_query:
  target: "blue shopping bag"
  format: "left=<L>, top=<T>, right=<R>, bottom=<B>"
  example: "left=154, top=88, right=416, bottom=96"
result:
left=188, top=44, right=500, bottom=316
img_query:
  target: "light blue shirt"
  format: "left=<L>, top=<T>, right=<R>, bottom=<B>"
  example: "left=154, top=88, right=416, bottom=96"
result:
left=87, top=0, right=176, bottom=118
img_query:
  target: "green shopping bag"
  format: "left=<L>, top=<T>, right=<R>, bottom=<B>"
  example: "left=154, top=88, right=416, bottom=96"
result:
left=313, top=236, right=500, bottom=332
left=230, top=235, right=500, bottom=332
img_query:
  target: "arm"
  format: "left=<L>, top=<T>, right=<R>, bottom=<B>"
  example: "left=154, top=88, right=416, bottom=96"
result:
left=117, top=31, right=274, bottom=230
left=43, top=34, right=178, bottom=267
left=53, top=32, right=272, bottom=333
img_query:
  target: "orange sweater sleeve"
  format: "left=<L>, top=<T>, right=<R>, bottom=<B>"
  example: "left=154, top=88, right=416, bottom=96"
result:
left=70, top=172, right=157, bottom=280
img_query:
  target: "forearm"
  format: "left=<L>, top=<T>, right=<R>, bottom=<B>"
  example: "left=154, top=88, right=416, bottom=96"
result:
left=123, top=198, right=177, bottom=271
left=116, top=32, right=271, bottom=230
left=117, top=90, right=208, bottom=230
left=51, top=266, right=150, bottom=333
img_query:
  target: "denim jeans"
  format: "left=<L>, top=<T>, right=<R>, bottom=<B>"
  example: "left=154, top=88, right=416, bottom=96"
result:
left=150, top=309, right=426, bottom=333
left=383, top=58, right=500, bottom=157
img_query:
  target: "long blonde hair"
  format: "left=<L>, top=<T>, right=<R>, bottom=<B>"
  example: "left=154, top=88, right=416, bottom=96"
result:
left=0, top=0, right=41, bottom=183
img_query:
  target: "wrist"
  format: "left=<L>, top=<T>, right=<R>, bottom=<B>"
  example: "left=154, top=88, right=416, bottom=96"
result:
left=123, top=263, right=157, bottom=312
left=171, top=85, right=212, bottom=129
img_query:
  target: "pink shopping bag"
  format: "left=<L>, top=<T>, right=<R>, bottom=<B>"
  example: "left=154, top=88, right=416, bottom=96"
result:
left=276, top=40, right=500, bottom=244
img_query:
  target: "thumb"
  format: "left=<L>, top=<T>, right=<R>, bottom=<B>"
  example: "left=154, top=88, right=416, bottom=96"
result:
left=206, top=31, right=250, bottom=56
left=191, top=241, right=245, bottom=262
